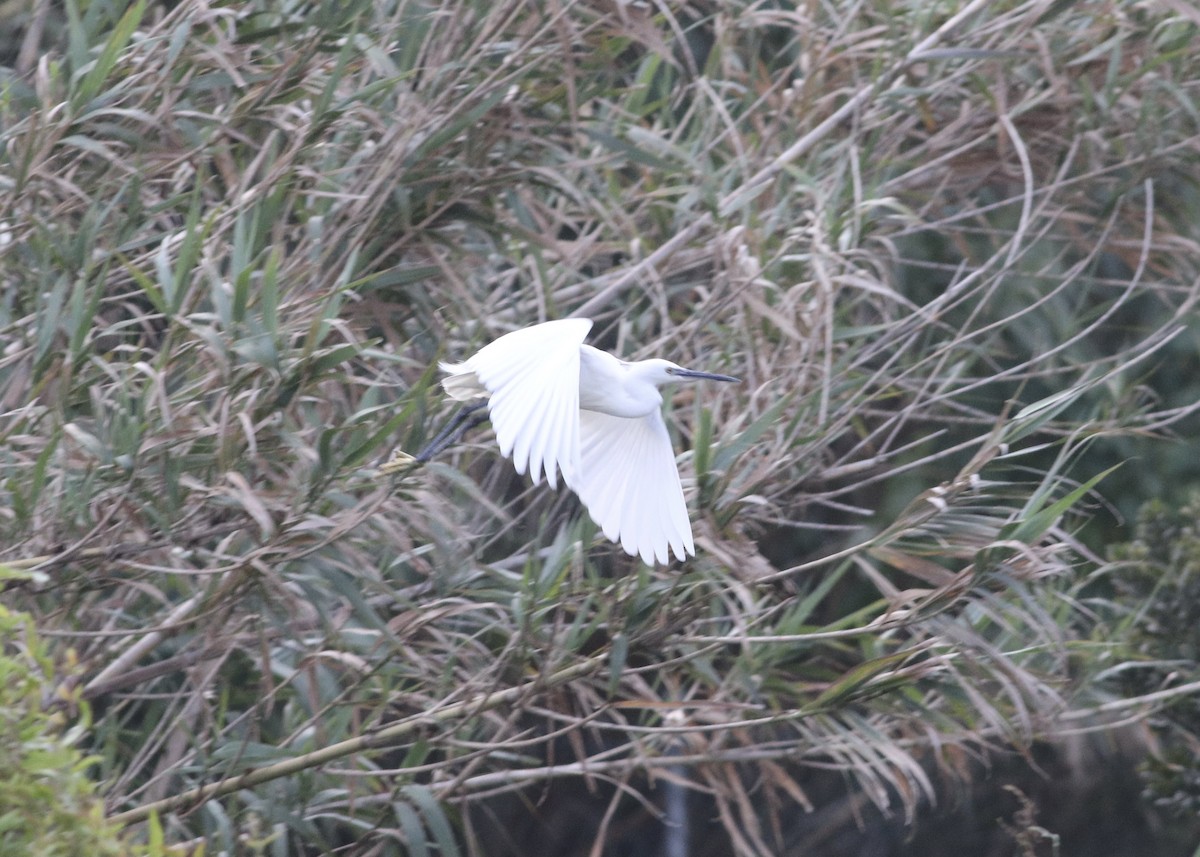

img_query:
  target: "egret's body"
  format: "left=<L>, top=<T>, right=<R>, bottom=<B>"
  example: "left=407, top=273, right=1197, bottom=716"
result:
left=423, top=318, right=737, bottom=564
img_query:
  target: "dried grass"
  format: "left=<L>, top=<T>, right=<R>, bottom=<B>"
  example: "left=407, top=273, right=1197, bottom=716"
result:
left=1, top=0, right=1199, bottom=854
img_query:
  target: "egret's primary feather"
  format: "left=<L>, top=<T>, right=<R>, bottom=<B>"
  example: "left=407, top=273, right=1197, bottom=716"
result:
left=443, top=318, right=590, bottom=489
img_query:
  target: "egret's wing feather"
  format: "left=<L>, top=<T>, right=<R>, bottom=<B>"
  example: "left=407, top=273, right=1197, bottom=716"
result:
left=574, top=409, right=694, bottom=564
left=440, top=362, right=487, bottom=400
left=457, top=318, right=591, bottom=488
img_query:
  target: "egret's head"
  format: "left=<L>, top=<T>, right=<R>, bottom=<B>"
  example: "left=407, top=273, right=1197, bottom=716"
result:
left=652, top=359, right=740, bottom=387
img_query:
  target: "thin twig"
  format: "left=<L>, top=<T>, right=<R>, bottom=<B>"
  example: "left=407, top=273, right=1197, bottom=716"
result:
left=107, top=654, right=608, bottom=825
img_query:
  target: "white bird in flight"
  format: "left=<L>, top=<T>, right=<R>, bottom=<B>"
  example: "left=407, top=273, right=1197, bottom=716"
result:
left=387, top=318, right=738, bottom=564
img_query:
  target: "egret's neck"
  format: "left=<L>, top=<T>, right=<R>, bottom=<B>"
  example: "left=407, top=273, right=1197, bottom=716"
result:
left=578, top=345, right=664, bottom=418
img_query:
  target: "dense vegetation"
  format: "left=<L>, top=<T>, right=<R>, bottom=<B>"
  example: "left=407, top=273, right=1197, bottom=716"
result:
left=0, top=598, right=129, bottom=856
left=2, top=0, right=1200, bottom=854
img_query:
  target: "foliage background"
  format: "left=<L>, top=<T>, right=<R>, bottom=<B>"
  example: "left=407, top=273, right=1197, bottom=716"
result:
left=2, top=0, right=1200, bottom=854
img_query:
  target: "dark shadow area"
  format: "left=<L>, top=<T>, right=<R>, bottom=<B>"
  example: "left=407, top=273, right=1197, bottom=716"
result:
left=467, top=729, right=1200, bottom=857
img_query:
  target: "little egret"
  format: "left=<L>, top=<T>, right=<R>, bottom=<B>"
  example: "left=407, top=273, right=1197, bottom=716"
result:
left=385, top=318, right=738, bottom=564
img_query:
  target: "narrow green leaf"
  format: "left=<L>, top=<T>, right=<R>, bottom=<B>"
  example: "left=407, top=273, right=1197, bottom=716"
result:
left=259, top=248, right=282, bottom=333
left=25, top=428, right=61, bottom=512
left=308, top=343, right=360, bottom=376
left=403, top=785, right=460, bottom=857
left=810, top=649, right=915, bottom=710
left=147, top=809, right=164, bottom=856
left=393, top=800, right=431, bottom=857
left=691, top=406, right=713, bottom=481
left=712, top=391, right=793, bottom=472
left=352, top=266, right=442, bottom=292
left=608, top=632, right=628, bottom=697
left=341, top=402, right=423, bottom=470
left=63, top=0, right=87, bottom=73
left=34, top=279, right=67, bottom=369
left=120, top=253, right=167, bottom=314
left=232, top=268, right=251, bottom=326
left=581, top=127, right=674, bottom=170
left=0, top=565, right=49, bottom=586
left=68, top=273, right=104, bottom=360
left=1003, top=379, right=1096, bottom=445
left=1003, top=463, right=1120, bottom=545
left=403, top=87, right=509, bottom=166
left=75, top=0, right=147, bottom=107
left=776, top=561, right=851, bottom=635
left=154, top=237, right=175, bottom=313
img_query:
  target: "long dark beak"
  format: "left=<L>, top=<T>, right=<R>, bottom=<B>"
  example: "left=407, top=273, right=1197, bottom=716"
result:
left=672, top=368, right=740, bottom=383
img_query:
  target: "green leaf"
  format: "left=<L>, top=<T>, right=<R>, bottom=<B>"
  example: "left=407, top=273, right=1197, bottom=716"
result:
left=1003, top=463, right=1120, bottom=546
left=692, top=406, right=714, bottom=482
left=393, top=799, right=431, bottom=857
left=0, top=565, right=49, bottom=586
left=1003, top=379, right=1096, bottom=445
left=711, top=391, right=793, bottom=472
left=609, top=632, right=628, bottom=697
left=73, top=0, right=147, bottom=108
left=403, top=785, right=460, bottom=857
left=810, top=649, right=915, bottom=710
left=146, top=809, right=165, bottom=857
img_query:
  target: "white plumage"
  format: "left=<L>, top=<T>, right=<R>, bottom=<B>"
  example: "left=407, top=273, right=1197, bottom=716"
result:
left=437, top=318, right=738, bottom=564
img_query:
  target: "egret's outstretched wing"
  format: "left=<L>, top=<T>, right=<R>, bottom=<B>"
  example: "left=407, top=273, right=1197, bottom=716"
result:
left=442, top=318, right=591, bottom=489
left=573, top=409, right=694, bottom=564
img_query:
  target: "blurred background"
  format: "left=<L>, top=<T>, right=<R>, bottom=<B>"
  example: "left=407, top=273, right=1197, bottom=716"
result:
left=1, top=1, right=1200, bottom=854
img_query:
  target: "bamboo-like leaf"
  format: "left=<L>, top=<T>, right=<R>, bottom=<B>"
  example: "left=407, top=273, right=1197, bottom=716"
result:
left=711, top=392, right=793, bottom=473
left=394, top=800, right=431, bottom=857
left=608, top=632, right=628, bottom=697
left=809, top=649, right=918, bottom=711
left=404, top=785, right=461, bottom=857
left=73, top=0, right=147, bottom=108
left=1002, top=463, right=1120, bottom=546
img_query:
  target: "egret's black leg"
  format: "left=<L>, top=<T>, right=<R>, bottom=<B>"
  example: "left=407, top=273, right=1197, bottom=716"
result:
left=416, top=401, right=490, bottom=462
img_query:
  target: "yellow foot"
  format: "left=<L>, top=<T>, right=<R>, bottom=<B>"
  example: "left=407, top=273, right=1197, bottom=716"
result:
left=379, top=451, right=417, bottom=475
